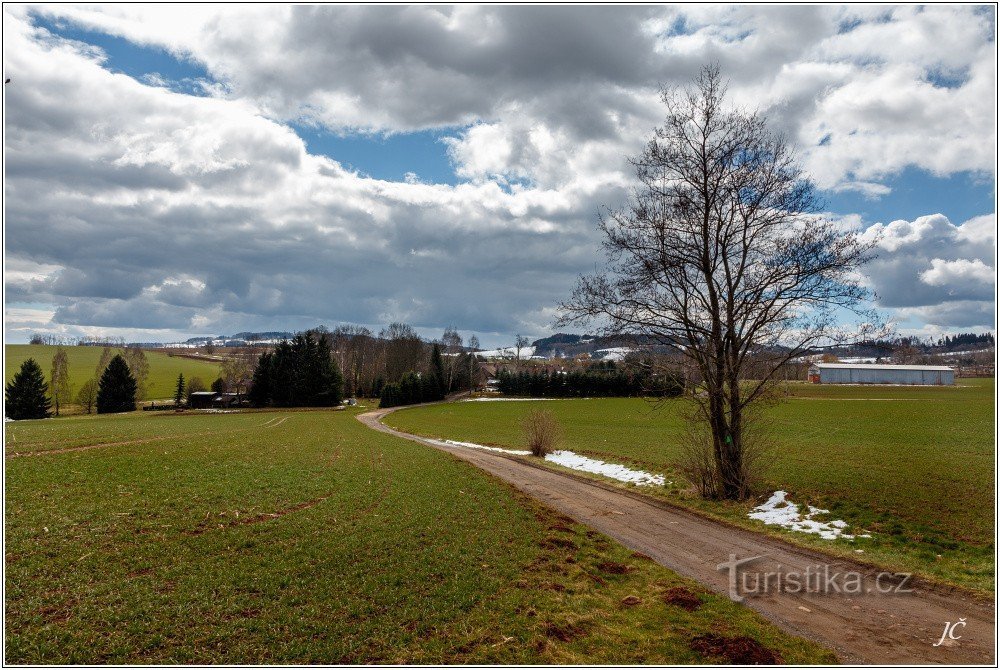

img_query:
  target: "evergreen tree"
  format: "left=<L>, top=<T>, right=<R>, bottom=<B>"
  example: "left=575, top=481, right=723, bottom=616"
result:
left=97, top=355, right=137, bottom=414
left=247, top=332, right=344, bottom=408
left=380, top=382, right=401, bottom=408
left=5, top=358, right=52, bottom=420
left=211, top=377, right=226, bottom=393
left=248, top=353, right=274, bottom=407
left=173, top=373, right=186, bottom=407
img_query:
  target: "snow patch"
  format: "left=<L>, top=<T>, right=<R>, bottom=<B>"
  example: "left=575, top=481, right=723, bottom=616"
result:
left=426, top=437, right=667, bottom=486
left=593, top=346, right=634, bottom=361
left=545, top=450, right=666, bottom=486
left=463, top=397, right=551, bottom=402
left=473, top=345, right=536, bottom=359
left=425, top=437, right=531, bottom=455
left=749, top=491, right=870, bottom=540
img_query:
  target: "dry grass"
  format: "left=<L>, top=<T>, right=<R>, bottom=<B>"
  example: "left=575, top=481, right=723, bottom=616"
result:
left=523, top=409, right=562, bottom=457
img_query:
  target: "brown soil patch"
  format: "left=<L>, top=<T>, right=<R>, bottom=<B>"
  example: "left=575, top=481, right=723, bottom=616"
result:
left=182, top=494, right=331, bottom=536
left=620, top=595, right=643, bottom=607
left=663, top=586, right=702, bottom=611
left=540, top=536, right=577, bottom=550
left=690, top=634, right=783, bottom=664
left=542, top=620, right=587, bottom=642
left=596, top=560, right=633, bottom=575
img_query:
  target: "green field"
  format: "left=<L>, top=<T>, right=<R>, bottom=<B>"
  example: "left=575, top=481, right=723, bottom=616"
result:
left=4, top=408, right=833, bottom=664
left=387, top=380, right=996, bottom=593
left=5, top=345, right=222, bottom=403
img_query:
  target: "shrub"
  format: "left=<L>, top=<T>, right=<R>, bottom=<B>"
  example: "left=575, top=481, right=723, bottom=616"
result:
left=523, top=409, right=561, bottom=457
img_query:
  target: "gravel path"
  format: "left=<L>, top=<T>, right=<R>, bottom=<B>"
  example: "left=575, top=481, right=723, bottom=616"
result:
left=359, top=406, right=995, bottom=664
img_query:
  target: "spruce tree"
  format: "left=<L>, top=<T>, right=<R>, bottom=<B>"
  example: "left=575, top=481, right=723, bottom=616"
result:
left=248, top=352, right=274, bottom=407
left=173, top=373, right=186, bottom=407
left=96, top=355, right=137, bottom=414
left=5, top=358, right=52, bottom=420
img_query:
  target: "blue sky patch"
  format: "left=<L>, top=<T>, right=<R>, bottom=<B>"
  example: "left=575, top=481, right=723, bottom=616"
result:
left=822, top=167, right=995, bottom=226
left=32, top=14, right=214, bottom=96
left=294, top=124, right=461, bottom=185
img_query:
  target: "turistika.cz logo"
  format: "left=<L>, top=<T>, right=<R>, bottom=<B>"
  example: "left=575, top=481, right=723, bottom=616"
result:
left=716, top=554, right=914, bottom=603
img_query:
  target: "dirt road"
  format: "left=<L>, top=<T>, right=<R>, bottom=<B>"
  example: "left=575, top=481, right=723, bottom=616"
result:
left=359, top=407, right=995, bottom=664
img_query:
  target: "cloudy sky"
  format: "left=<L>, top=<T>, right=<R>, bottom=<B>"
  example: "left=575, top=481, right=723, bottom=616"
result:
left=3, top=4, right=996, bottom=346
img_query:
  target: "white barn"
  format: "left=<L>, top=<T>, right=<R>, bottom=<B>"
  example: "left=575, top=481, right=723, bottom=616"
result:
left=807, top=363, right=955, bottom=386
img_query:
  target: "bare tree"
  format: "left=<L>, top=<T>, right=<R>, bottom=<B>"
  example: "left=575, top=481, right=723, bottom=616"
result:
left=49, top=347, right=71, bottom=416
left=121, top=346, right=150, bottom=401
left=560, top=66, right=879, bottom=500
left=514, top=334, right=530, bottom=368
left=95, top=346, right=115, bottom=379
left=76, top=378, right=98, bottom=414
left=467, top=334, right=482, bottom=391
left=221, top=348, right=257, bottom=399
left=332, top=325, right=378, bottom=397
left=380, top=322, right=425, bottom=383
left=440, top=327, right=463, bottom=392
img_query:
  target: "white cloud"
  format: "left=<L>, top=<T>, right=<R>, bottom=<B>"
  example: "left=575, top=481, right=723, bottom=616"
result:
left=3, top=6, right=996, bottom=341
left=859, top=214, right=995, bottom=327
left=920, top=258, right=994, bottom=287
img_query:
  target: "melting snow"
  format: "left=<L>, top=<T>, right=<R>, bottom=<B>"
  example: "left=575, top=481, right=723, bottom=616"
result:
left=545, top=450, right=666, bottom=486
left=425, top=437, right=531, bottom=455
left=463, top=397, right=551, bottom=402
left=426, top=437, right=666, bottom=486
left=749, top=491, right=870, bottom=540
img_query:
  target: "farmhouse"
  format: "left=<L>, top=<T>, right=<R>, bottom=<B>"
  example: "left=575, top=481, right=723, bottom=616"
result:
left=807, top=363, right=955, bottom=385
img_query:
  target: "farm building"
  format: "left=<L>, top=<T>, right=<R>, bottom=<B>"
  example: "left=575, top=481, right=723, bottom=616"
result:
left=807, top=363, right=954, bottom=385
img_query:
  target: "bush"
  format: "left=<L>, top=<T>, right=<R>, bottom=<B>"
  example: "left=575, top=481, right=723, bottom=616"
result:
left=523, top=409, right=561, bottom=457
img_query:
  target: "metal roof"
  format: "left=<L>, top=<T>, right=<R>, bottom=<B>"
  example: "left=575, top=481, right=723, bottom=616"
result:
left=810, top=363, right=953, bottom=371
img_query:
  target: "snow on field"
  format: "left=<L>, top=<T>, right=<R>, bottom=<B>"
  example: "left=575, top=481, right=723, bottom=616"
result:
left=426, top=437, right=667, bottom=486
left=473, top=345, right=536, bottom=359
left=593, top=347, right=634, bottom=361
left=749, top=490, right=870, bottom=540
left=463, top=397, right=552, bottom=402
left=545, top=450, right=666, bottom=486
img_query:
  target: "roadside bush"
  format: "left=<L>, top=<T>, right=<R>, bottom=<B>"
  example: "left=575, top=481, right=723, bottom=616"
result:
left=523, top=409, right=561, bottom=457
left=678, top=409, right=766, bottom=498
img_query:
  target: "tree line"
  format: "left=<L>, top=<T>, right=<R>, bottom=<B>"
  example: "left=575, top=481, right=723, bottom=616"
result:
left=5, top=352, right=142, bottom=419
left=327, top=323, right=485, bottom=399
left=495, top=361, right=684, bottom=398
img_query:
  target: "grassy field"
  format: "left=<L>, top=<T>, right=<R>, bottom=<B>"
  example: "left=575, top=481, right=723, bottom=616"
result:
left=5, top=345, right=222, bottom=402
left=3, top=408, right=834, bottom=664
left=386, top=379, right=996, bottom=593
